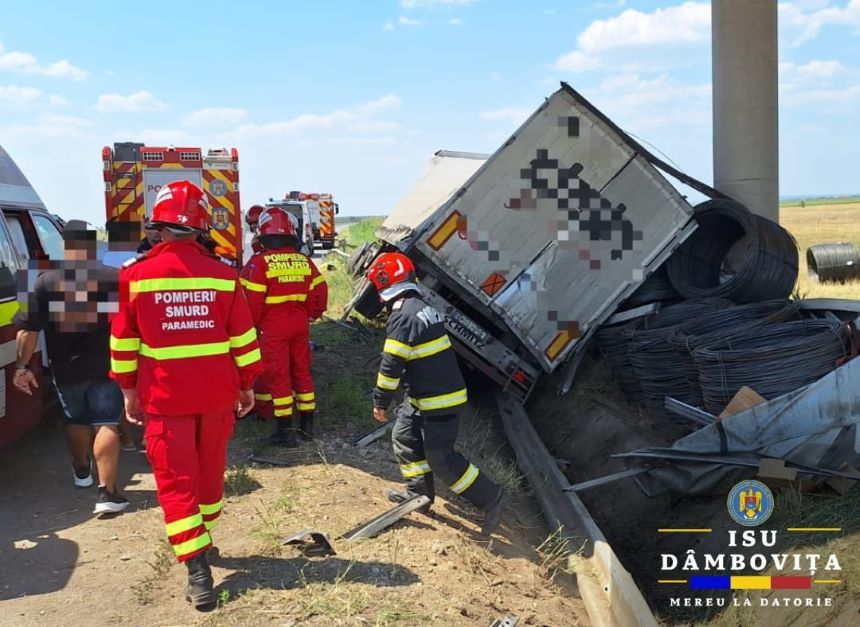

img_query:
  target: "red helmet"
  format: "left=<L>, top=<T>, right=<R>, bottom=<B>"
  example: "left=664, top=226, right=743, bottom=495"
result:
left=258, top=207, right=297, bottom=237
left=366, top=252, right=418, bottom=301
left=150, top=180, right=209, bottom=231
left=246, top=204, right=265, bottom=226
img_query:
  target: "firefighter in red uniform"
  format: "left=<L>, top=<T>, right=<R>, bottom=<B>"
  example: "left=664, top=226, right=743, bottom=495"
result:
left=245, top=204, right=266, bottom=255
left=110, top=180, right=263, bottom=610
left=241, top=207, right=327, bottom=446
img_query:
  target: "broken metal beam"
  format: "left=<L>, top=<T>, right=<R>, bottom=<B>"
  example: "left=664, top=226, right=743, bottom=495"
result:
left=664, top=397, right=717, bottom=426
left=353, top=420, right=394, bottom=447
left=339, top=495, right=431, bottom=542
left=604, top=302, right=660, bottom=326
left=563, top=468, right=650, bottom=493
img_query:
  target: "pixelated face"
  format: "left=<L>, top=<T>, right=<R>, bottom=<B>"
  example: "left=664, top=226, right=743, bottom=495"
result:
left=63, top=229, right=98, bottom=260
left=107, top=220, right=143, bottom=251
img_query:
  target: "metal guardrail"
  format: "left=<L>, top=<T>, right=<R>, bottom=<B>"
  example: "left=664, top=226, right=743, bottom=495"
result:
left=495, top=390, right=659, bottom=627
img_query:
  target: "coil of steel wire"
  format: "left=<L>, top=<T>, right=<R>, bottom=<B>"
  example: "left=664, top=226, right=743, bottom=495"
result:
left=621, top=263, right=681, bottom=310
left=669, top=299, right=801, bottom=403
left=692, top=319, right=849, bottom=414
left=667, top=199, right=799, bottom=303
left=806, top=242, right=860, bottom=283
left=596, top=321, right=643, bottom=403
left=624, top=298, right=733, bottom=418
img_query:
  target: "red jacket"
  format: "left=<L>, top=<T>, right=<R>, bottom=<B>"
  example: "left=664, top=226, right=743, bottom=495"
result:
left=110, top=239, right=264, bottom=415
left=240, top=247, right=328, bottom=334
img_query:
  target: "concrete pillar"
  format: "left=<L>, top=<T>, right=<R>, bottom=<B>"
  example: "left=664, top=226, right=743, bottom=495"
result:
left=712, top=0, right=779, bottom=222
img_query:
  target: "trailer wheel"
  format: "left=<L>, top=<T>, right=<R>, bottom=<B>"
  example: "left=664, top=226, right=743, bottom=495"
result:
left=347, top=242, right=380, bottom=279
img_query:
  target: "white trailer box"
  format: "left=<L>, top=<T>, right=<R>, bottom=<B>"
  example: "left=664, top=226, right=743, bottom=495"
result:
left=378, top=85, right=697, bottom=376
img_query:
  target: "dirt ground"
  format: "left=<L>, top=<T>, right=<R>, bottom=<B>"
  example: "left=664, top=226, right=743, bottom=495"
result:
left=0, top=321, right=588, bottom=627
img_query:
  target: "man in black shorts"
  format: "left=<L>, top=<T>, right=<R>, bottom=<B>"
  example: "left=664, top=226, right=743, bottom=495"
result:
left=13, top=220, right=129, bottom=515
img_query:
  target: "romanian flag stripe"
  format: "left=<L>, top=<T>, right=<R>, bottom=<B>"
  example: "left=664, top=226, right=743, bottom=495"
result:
left=689, top=576, right=812, bottom=590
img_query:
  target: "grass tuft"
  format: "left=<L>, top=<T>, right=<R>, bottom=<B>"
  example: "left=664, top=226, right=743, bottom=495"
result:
left=224, top=465, right=262, bottom=497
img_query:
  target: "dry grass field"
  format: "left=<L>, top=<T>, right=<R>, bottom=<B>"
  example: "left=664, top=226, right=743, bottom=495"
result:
left=780, top=199, right=860, bottom=299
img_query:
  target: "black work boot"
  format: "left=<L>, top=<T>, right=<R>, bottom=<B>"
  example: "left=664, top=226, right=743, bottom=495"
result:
left=269, top=418, right=298, bottom=448
left=386, top=488, right=432, bottom=514
left=481, top=489, right=509, bottom=537
left=299, top=412, right=314, bottom=441
left=185, top=552, right=216, bottom=610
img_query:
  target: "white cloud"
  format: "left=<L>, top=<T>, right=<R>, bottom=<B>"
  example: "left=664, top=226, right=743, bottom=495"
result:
left=597, top=72, right=711, bottom=110
left=136, top=129, right=191, bottom=145
left=225, top=94, right=403, bottom=141
left=480, top=106, right=533, bottom=124
left=783, top=83, right=860, bottom=104
left=182, top=107, right=248, bottom=127
left=796, top=59, right=847, bottom=79
left=0, top=42, right=88, bottom=80
left=555, top=2, right=710, bottom=73
left=384, top=21, right=395, bottom=31
left=2, top=113, right=93, bottom=138
left=398, top=16, right=421, bottom=26
left=780, top=0, right=860, bottom=46
left=49, top=94, right=71, bottom=106
left=595, top=0, right=628, bottom=9
left=401, top=0, right=476, bottom=7
left=0, top=85, right=43, bottom=108
left=95, top=90, right=167, bottom=112
left=449, top=17, right=464, bottom=25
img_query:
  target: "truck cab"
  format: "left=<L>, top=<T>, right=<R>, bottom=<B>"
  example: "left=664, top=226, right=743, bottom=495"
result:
left=0, top=144, right=64, bottom=448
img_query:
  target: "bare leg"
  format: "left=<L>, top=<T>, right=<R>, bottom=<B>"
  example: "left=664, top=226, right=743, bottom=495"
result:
left=93, top=425, right=121, bottom=492
left=65, top=424, right=93, bottom=469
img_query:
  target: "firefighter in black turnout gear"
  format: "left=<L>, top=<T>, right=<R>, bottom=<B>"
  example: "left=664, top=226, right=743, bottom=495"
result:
left=366, top=252, right=508, bottom=536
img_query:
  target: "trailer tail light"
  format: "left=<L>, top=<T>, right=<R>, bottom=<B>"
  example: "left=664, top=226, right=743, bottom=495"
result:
left=512, top=370, right=527, bottom=384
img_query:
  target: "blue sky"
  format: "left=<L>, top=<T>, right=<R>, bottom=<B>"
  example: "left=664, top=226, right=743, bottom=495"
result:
left=1, top=0, right=858, bottom=224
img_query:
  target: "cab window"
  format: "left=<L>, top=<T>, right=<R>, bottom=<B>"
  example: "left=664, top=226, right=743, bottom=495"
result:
left=0, top=220, right=22, bottom=300
left=32, top=214, right=64, bottom=260
left=3, top=212, right=30, bottom=259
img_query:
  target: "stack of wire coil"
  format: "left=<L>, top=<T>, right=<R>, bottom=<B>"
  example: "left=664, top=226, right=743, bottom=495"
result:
left=596, top=321, right=644, bottom=403
left=624, top=298, right=733, bottom=418
left=667, top=199, right=799, bottom=303
left=692, top=319, right=849, bottom=414
left=669, top=299, right=801, bottom=405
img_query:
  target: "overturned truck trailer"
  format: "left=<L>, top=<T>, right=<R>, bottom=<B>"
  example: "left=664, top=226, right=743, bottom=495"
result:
left=349, top=83, right=715, bottom=398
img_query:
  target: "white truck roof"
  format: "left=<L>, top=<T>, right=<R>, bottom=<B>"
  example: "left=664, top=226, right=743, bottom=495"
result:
left=378, top=150, right=488, bottom=245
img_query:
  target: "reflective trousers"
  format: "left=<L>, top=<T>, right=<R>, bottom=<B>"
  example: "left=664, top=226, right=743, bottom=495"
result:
left=144, top=409, right=234, bottom=562
left=391, top=404, right=500, bottom=510
left=254, top=332, right=315, bottom=419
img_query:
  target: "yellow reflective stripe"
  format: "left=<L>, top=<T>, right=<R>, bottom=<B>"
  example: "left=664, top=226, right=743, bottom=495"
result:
left=297, top=402, right=315, bottom=411
left=400, top=460, right=431, bottom=478
left=410, top=388, right=468, bottom=411
left=310, top=275, right=326, bottom=289
left=140, top=341, right=230, bottom=360
left=273, top=396, right=294, bottom=406
left=408, top=335, right=451, bottom=360
left=204, top=519, right=218, bottom=531
left=274, top=407, right=294, bottom=417
left=450, top=464, right=479, bottom=494
left=265, top=294, right=308, bottom=304
left=111, top=358, right=138, bottom=373
left=229, top=328, right=257, bottom=349
left=234, top=348, right=262, bottom=367
left=199, top=501, right=222, bottom=516
left=240, top=278, right=267, bottom=293
left=255, top=393, right=273, bottom=401
left=295, top=392, right=315, bottom=401
left=376, top=373, right=400, bottom=390
left=110, top=336, right=141, bottom=351
left=172, top=532, right=211, bottom=558
left=131, top=277, right=235, bottom=293
left=165, top=513, right=204, bottom=537
left=383, top=338, right=411, bottom=358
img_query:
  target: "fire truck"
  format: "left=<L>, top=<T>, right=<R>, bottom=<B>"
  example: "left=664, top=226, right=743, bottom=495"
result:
left=0, top=144, right=64, bottom=449
left=285, top=191, right=338, bottom=249
left=102, top=142, right=243, bottom=264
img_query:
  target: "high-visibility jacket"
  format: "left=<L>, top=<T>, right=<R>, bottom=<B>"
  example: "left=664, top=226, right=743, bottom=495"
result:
left=373, top=294, right=468, bottom=418
left=109, top=239, right=264, bottom=415
left=240, top=247, right=328, bottom=331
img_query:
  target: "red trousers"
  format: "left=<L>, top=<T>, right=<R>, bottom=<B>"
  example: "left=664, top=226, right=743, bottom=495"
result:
left=254, top=332, right=315, bottom=419
left=144, top=409, right=234, bottom=562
